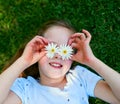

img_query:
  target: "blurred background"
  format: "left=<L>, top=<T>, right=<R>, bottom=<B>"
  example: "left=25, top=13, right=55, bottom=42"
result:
left=0, top=0, right=120, bottom=103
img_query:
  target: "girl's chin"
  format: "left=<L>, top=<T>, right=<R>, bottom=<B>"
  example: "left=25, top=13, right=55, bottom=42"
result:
left=48, top=76, right=65, bottom=79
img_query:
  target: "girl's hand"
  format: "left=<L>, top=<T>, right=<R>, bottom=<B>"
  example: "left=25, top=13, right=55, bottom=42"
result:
left=68, top=29, right=95, bottom=65
left=21, top=36, right=48, bottom=67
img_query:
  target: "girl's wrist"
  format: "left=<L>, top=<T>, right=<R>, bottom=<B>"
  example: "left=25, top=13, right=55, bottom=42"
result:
left=16, top=57, right=30, bottom=70
left=4, top=57, right=29, bottom=77
left=85, top=56, right=99, bottom=67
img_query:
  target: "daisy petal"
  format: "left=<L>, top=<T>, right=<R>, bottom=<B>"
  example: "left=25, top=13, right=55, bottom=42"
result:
left=45, top=43, right=58, bottom=58
left=58, top=44, right=73, bottom=60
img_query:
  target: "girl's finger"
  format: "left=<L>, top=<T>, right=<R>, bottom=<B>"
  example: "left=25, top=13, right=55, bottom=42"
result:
left=39, top=51, right=47, bottom=58
left=70, top=33, right=86, bottom=41
left=36, top=36, right=49, bottom=45
left=70, top=54, right=77, bottom=61
left=31, top=50, right=47, bottom=65
left=30, top=36, right=49, bottom=46
left=69, top=33, right=80, bottom=39
left=82, top=29, right=92, bottom=42
left=71, top=42, right=79, bottom=49
left=29, top=37, right=44, bottom=45
left=67, top=38, right=75, bottom=45
left=80, top=33, right=86, bottom=40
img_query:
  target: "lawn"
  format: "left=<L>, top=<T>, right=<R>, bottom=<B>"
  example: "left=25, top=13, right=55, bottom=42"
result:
left=0, top=0, right=120, bottom=103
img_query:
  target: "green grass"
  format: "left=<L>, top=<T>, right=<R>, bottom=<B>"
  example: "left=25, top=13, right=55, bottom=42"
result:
left=0, top=0, right=120, bottom=103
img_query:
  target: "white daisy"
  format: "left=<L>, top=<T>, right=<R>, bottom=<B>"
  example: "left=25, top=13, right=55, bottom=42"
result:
left=45, top=43, right=58, bottom=58
left=58, top=44, right=73, bottom=60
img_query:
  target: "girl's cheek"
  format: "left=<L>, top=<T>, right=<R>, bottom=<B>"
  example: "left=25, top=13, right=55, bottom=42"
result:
left=38, top=56, right=48, bottom=63
left=65, top=60, right=73, bottom=66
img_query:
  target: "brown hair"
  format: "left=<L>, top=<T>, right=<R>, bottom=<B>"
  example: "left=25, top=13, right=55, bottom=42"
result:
left=2, top=20, right=76, bottom=79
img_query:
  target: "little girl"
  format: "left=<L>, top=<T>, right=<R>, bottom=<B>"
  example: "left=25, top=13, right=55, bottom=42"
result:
left=0, top=20, right=120, bottom=104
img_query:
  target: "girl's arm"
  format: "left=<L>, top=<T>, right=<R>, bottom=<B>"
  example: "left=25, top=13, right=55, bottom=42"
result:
left=0, top=57, right=28, bottom=104
left=88, top=57, right=120, bottom=103
left=68, top=30, right=120, bottom=103
left=0, top=36, right=48, bottom=104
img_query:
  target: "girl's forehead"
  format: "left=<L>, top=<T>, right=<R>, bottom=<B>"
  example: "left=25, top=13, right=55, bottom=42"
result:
left=47, top=36, right=69, bottom=45
left=44, top=26, right=73, bottom=44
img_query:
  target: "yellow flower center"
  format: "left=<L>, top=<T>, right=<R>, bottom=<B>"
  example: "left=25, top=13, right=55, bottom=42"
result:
left=63, top=50, right=67, bottom=54
left=51, top=48, right=55, bottom=53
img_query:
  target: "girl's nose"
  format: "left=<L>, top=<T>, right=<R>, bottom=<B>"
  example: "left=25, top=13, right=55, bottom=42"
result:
left=53, top=53, right=62, bottom=59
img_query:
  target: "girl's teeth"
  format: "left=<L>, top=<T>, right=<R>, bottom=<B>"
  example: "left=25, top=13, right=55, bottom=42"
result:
left=49, top=62, right=62, bottom=68
left=51, top=63, right=60, bottom=67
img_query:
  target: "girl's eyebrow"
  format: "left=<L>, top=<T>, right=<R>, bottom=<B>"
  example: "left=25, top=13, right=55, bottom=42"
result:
left=49, top=41, right=70, bottom=46
left=49, top=41, right=57, bottom=44
left=49, top=41, right=60, bottom=46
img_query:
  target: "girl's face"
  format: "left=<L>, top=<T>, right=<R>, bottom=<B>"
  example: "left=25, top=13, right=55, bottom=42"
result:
left=38, top=26, right=73, bottom=79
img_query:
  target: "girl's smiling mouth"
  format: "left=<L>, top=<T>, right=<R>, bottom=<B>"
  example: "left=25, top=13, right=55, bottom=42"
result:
left=49, top=62, right=63, bottom=69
